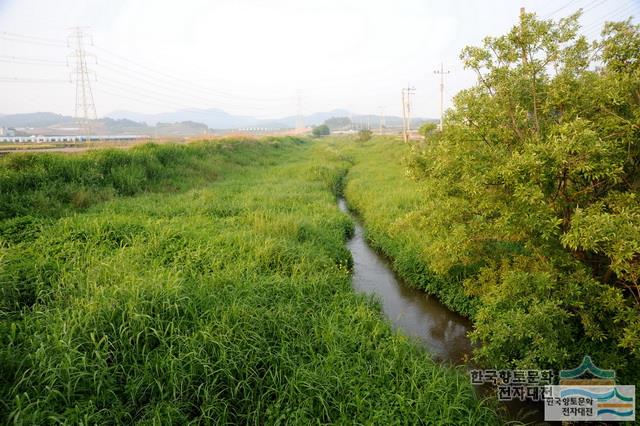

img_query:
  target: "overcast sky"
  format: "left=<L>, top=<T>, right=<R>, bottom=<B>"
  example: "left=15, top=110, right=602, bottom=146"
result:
left=0, top=0, right=638, bottom=119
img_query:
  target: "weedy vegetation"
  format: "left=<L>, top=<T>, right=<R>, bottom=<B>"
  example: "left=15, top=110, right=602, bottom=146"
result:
left=0, top=138, right=498, bottom=424
left=2, top=11, right=637, bottom=425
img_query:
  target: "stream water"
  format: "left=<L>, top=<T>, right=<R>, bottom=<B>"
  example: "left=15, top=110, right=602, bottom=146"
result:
left=338, top=197, right=547, bottom=424
left=338, top=198, right=473, bottom=364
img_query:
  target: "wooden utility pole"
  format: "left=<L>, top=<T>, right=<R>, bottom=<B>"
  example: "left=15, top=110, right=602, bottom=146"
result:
left=520, top=6, right=540, bottom=134
left=296, top=90, right=304, bottom=132
left=520, top=7, right=527, bottom=65
left=401, top=89, right=407, bottom=142
left=401, top=85, right=415, bottom=143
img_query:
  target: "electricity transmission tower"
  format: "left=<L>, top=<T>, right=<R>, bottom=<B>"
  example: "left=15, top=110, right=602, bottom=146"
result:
left=296, top=90, right=304, bottom=132
left=68, top=27, right=97, bottom=139
left=434, top=62, right=450, bottom=131
left=401, top=85, right=415, bottom=143
left=378, top=106, right=385, bottom=135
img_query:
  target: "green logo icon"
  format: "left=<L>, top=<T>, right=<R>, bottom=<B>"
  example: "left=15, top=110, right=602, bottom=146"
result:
left=559, top=356, right=616, bottom=380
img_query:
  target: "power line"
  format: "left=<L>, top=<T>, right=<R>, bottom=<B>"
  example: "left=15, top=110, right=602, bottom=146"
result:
left=95, top=73, right=292, bottom=115
left=581, top=3, right=638, bottom=34
left=93, top=80, right=290, bottom=122
left=0, top=55, right=67, bottom=67
left=93, top=85, right=226, bottom=118
left=0, top=31, right=66, bottom=45
left=581, top=0, right=609, bottom=15
left=0, top=34, right=66, bottom=48
left=0, top=31, right=334, bottom=119
left=94, top=60, right=291, bottom=113
left=0, top=54, right=66, bottom=64
left=92, top=44, right=292, bottom=104
left=544, top=0, right=580, bottom=18
left=0, top=77, right=68, bottom=83
left=93, top=84, right=294, bottom=126
left=97, top=77, right=218, bottom=112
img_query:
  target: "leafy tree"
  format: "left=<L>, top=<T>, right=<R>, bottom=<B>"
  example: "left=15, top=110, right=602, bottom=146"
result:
left=408, top=13, right=640, bottom=379
left=323, top=116, right=352, bottom=130
left=356, top=129, right=373, bottom=142
left=312, top=124, right=330, bottom=137
left=418, top=122, right=438, bottom=140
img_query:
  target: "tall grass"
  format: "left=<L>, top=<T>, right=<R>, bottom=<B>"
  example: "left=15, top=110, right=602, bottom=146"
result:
left=0, top=136, right=303, bottom=220
left=0, top=139, right=498, bottom=424
left=334, top=136, right=479, bottom=317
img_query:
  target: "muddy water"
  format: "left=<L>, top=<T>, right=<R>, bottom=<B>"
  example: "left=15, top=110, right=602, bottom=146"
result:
left=338, top=197, right=547, bottom=424
left=338, top=198, right=473, bottom=364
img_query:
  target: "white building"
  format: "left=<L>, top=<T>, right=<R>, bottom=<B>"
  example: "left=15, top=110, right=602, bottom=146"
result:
left=0, top=127, right=16, bottom=137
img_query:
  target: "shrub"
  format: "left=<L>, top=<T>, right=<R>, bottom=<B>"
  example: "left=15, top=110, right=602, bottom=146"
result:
left=356, top=129, right=372, bottom=142
left=312, top=124, right=330, bottom=137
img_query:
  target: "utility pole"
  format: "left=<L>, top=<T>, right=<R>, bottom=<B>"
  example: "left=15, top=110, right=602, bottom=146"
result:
left=520, top=7, right=527, bottom=65
left=378, top=106, right=385, bottom=135
left=434, top=62, right=450, bottom=131
left=296, top=90, right=304, bottom=133
left=68, top=27, right=97, bottom=140
left=401, top=84, right=415, bottom=143
left=401, top=89, right=406, bottom=142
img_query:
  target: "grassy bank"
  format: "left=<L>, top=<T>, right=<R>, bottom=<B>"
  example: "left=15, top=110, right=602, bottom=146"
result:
left=0, top=137, right=302, bottom=220
left=336, top=137, right=478, bottom=318
left=336, top=135, right=639, bottom=385
left=0, top=138, right=498, bottom=424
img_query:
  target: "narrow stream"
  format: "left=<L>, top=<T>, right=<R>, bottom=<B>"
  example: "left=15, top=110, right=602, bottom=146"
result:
left=338, top=198, right=473, bottom=364
left=338, top=197, right=546, bottom=425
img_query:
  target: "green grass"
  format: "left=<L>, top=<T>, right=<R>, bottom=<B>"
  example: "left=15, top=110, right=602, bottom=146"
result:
left=0, top=137, right=300, bottom=220
left=334, top=136, right=479, bottom=318
left=0, top=138, right=498, bottom=424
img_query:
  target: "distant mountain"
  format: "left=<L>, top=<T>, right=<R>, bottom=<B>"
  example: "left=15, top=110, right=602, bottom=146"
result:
left=156, top=121, right=209, bottom=137
left=105, top=108, right=423, bottom=130
left=1, top=109, right=436, bottom=134
left=107, top=108, right=354, bottom=129
left=0, top=112, right=75, bottom=128
left=107, top=108, right=257, bottom=129
left=100, top=117, right=148, bottom=130
left=258, top=109, right=352, bottom=128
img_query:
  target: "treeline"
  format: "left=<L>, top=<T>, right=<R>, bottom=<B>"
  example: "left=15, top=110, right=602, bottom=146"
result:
left=408, top=13, right=639, bottom=380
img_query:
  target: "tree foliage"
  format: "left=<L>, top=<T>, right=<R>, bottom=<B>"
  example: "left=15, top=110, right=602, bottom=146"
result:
left=356, top=129, right=373, bottom=143
left=312, top=124, right=331, bottom=137
left=418, top=122, right=438, bottom=139
left=408, top=13, right=640, bottom=378
left=323, top=116, right=352, bottom=130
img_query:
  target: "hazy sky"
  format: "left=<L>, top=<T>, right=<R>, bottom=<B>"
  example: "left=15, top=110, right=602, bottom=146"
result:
left=0, top=0, right=638, bottom=119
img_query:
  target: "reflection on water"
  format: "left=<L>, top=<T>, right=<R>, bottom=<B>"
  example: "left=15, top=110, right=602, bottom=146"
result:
left=338, top=197, right=547, bottom=424
left=338, top=198, right=472, bottom=364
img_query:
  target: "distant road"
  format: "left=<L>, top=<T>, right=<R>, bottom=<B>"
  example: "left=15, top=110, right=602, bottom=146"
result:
left=0, top=141, right=147, bottom=155
left=0, top=137, right=190, bottom=155
left=0, top=146, right=99, bottom=154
